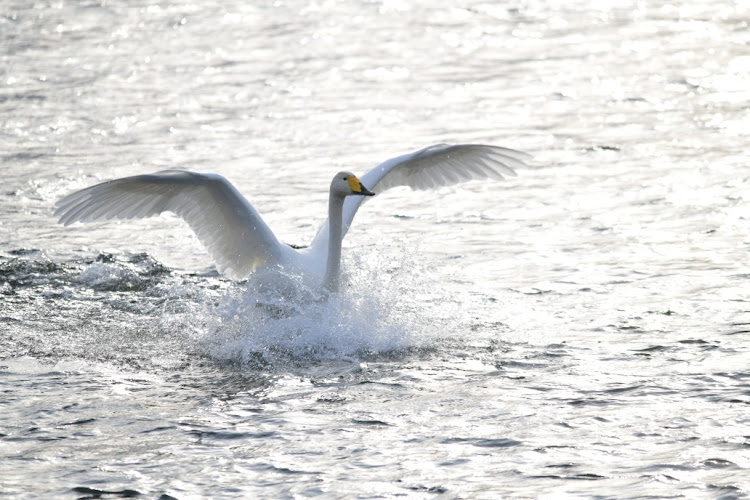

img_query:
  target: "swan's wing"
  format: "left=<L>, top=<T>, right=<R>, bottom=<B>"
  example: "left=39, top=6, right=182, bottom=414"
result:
left=55, top=170, right=285, bottom=279
left=359, top=143, right=529, bottom=192
left=309, top=144, right=531, bottom=252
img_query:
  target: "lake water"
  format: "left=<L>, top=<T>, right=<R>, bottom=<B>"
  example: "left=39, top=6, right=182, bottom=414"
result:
left=2, top=1, right=749, bottom=498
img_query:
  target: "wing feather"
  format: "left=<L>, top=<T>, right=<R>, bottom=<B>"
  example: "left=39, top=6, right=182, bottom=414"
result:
left=370, top=144, right=527, bottom=192
left=55, top=170, right=286, bottom=279
left=309, top=143, right=531, bottom=253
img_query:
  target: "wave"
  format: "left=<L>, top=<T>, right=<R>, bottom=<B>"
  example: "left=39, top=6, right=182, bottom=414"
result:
left=1, top=246, right=459, bottom=370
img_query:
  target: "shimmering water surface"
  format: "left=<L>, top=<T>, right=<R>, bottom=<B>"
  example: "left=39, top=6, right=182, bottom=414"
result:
left=2, top=1, right=750, bottom=498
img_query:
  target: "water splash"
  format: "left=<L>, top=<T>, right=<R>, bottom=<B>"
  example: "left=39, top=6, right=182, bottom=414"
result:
left=199, top=245, right=458, bottom=366
left=1, top=246, right=465, bottom=371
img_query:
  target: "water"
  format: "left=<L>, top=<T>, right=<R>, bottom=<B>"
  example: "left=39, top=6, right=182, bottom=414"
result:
left=2, top=0, right=750, bottom=498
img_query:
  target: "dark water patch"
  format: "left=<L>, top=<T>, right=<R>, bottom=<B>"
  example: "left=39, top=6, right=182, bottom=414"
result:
left=714, top=372, right=750, bottom=382
left=72, top=486, right=141, bottom=498
left=352, top=419, right=392, bottom=427
left=596, top=383, right=676, bottom=399
left=316, top=393, right=346, bottom=403
left=0, top=257, right=65, bottom=278
left=189, top=372, right=273, bottom=400
left=700, top=458, right=737, bottom=469
left=441, top=437, right=522, bottom=448
left=678, top=338, right=713, bottom=346
left=632, top=345, right=674, bottom=357
left=726, top=322, right=750, bottom=335
left=476, top=438, right=523, bottom=447
left=540, top=345, right=571, bottom=359
left=78, top=255, right=168, bottom=292
left=0, top=93, right=46, bottom=105
left=0, top=251, right=175, bottom=294
left=60, top=418, right=97, bottom=426
left=438, top=458, right=471, bottom=466
left=545, top=462, right=579, bottom=469
left=647, top=309, right=678, bottom=316
left=469, top=321, right=511, bottom=335
left=525, top=385, right=555, bottom=393
left=34, top=435, right=67, bottom=442
left=139, top=425, right=177, bottom=434
left=568, top=398, right=612, bottom=407
left=544, top=462, right=581, bottom=470
left=585, top=145, right=621, bottom=152
left=188, top=429, right=277, bottom=441
left=602, top=384, right=643, bottom=394
left=7, top=248, right=43, bottom=256
left=120, top=253, right=171, bottom=277
left=606, top=280, right=634, bottom=286
left=532, top=472, right=606, bottom=481
left=533, top=444, right=580, bottom=453
left=613, top=324, right=646, bottom=334
left=496, top=360, right=551, bottom=370
left=706, top=483, right=746, bottom=500
left=390, top=214, right=415, bottom=220
left=400, top=482, right=448, bottom=494
left=651, top=473, right=681, bottom=483
left=3, top=151, right=48, bottom=163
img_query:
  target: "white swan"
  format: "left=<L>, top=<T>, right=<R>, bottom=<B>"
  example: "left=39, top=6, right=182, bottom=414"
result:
left=55, top=143, right=530, bottom=291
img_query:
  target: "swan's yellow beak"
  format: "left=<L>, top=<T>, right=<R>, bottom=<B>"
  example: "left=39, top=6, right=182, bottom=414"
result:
left=347, top=176, right=375, bottom=196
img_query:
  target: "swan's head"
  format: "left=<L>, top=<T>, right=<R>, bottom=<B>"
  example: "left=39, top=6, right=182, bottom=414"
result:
left=331, top=171, right=375, bottom=198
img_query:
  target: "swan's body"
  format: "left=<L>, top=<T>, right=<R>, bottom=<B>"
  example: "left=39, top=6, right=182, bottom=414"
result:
left=55, top=144, right=530, bottom=290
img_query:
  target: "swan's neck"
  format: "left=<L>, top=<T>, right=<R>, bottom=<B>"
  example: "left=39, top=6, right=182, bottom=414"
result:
left=323, top=193, right=345, bottom=292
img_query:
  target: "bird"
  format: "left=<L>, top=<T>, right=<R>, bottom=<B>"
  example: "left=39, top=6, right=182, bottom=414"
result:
left=55, top=143, right=530, bottom=292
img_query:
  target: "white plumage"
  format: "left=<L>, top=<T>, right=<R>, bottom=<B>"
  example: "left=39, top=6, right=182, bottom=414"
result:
left=55, top=143, right=530, bottom=289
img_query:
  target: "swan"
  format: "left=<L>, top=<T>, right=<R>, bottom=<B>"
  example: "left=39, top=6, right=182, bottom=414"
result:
left=55, top=143, right=530, bottom=291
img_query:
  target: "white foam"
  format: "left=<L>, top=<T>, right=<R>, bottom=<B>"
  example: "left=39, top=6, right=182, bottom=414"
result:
left=198, top=246, right=457, bottom=365
left=77, top=262, right=143, bottom=291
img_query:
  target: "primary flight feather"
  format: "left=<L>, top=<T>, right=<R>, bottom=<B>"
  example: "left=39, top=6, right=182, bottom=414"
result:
left=55, top=143, right=530, bottom=291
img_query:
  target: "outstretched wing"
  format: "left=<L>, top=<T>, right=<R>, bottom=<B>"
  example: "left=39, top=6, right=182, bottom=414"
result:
left=360, top=143, right=528, bottom=192
left=308, top=144, right=531, bottom=252
left=55, top=170, right=286, bottom=279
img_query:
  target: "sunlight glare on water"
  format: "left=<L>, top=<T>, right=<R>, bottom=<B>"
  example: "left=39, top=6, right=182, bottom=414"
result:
left=1, top=0, right=750, bottom=498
